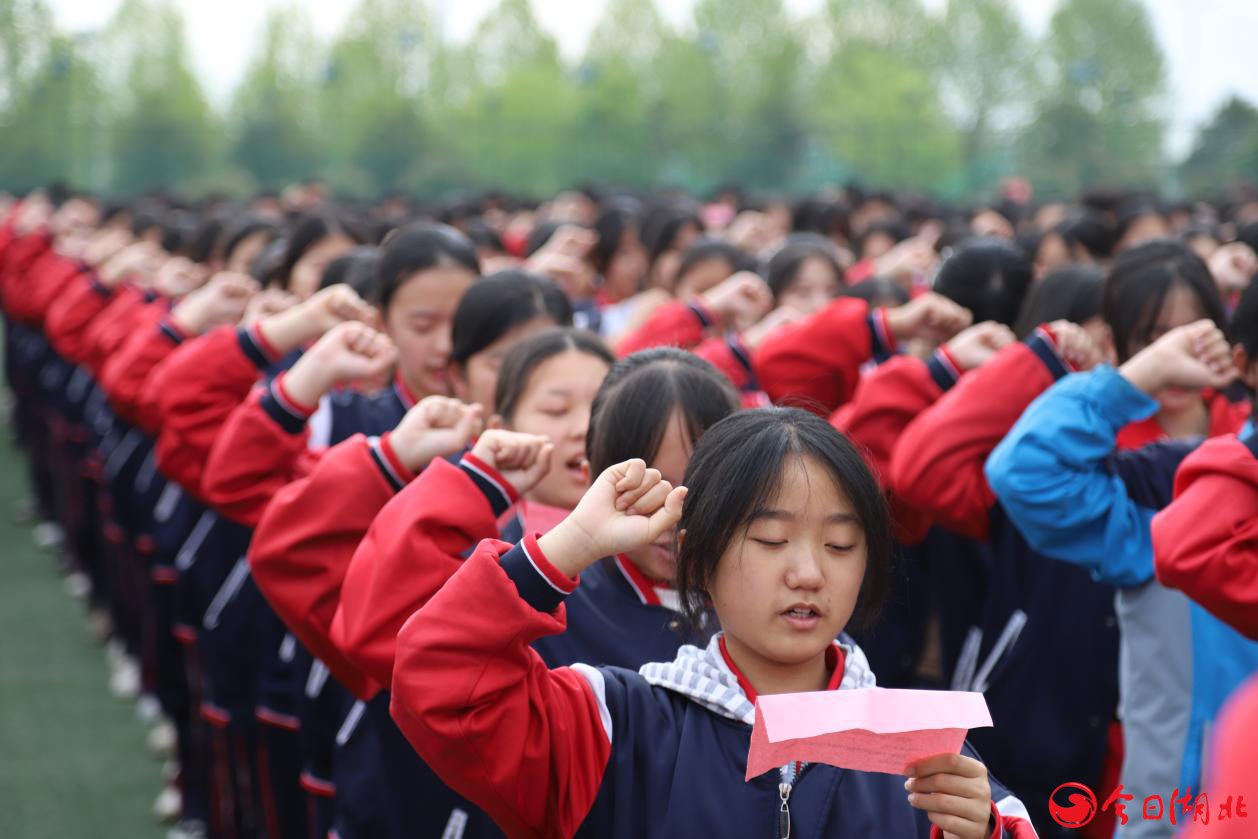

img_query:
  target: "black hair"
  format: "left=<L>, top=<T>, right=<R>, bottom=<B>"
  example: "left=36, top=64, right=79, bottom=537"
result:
left=1115, top=201, right=1167, bottom=244
left=642, top=206, right=702, bottom=271
left=319, top=245, right=382, bottom=301
left=593, top=201, right=642, bottom=275
left=1231, top=280, right=1258, bottom=360
left=451, top=269, right=573, bottom=367
left=277, top=211, right=368, bottom=291
left=1013, top=265, right=1105, bottom=340
left=376, top=221, right=480, bottom=313
left=1103, top=239, right=1227, bottom=362
left=464, top=219, right=505, bottom=254
left=222, top=214, right=280, bottom=266
left=251, top=236, right=289, bottom=286
left=586, top=348, right=740, bottom=478
left=933, top=237, right=1033, bottom=327
left=856, top=219, right=909, bottom=258
left=766, top=234, right=845, bottom=301
left=672, top=237, right=755, bottom=292
left=675, top=406, right=892, bottom=629
left=493, top=327, right=613, bottom=422
left=1048, top=212, right=1118, bottom=262
left=841, top=277, right=910, bottom=308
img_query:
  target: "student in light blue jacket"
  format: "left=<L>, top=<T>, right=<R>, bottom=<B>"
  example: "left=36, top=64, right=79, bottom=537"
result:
left=986, top=310, right=1257, bottom=838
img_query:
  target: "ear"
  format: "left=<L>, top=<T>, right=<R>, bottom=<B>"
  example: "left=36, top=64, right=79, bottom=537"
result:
left=486, top=413, right=505, bottom=430
left=1234, top=344, right=1258, bottom=390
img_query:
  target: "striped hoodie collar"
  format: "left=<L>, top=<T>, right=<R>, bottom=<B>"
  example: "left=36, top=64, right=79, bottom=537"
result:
left=638, top=632, right=876, bottom=726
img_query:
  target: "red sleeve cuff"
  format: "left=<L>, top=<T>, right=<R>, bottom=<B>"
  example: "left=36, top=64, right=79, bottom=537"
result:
left=521, top=533, right=579, bottom=594
left=877, top=306, right=900, bottom=354
left=377, top=432, right=418, bottom=485
left=1033, top=323, right=1078, bottom=372
left=461, top=451, right=521, bottom=505
left=249, top=322, right=284, bottom=364
left=272, top=372, right=319, bottom=418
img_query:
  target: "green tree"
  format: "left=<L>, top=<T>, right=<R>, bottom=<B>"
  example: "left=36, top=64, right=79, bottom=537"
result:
left=0, top=0, right=54, bottom=114
left=564, top=0, right=669, bottom=186
left=425, top=0, right=573, bottom=194
left=0, top=33, right=102, bottom=190
left=102, top=0, right=216, bottom=193
left=933, top=0, right=1030, bottom=193
left=1020, top=0, right=1166, bottom=195
left=1179, top=97, right=1258, bottom=196
left=814, top=0, right=961, bottom=190
left=320, top=0, right=431, bottom=194
left=228, top=5, right=322, bottom=188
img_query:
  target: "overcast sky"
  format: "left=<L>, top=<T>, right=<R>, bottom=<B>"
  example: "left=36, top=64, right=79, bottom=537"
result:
left=47, top=0, right=1258, bottom=159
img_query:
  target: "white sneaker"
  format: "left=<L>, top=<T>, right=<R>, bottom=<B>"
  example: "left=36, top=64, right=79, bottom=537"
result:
left=63, top=571, right=91, bottom=600
left=147, top=719, right=177, bottom=759
left=153, top=784, right=182, bottom=824
left=32, top=521, right=65, bottom=550
left=136, top=694, right=162, bottom=724
left=167, top=819, right=207, bottom=839
left=109, top=656, right=140, bottom=701
left=86, top=609, right=113, bottom=644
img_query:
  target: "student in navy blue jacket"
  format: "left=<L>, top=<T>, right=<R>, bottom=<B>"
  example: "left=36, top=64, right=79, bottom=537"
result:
left=390, top=407, right=1036, bottom=839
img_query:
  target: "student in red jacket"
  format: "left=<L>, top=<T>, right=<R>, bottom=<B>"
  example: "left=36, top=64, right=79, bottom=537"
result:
left=1153, top=279, right=1258, bottom=639
left=389, top=407, right=1036, bottom=839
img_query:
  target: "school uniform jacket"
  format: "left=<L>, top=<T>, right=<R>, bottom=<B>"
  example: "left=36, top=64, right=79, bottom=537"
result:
left=889, top=330, right=1121, bottom=833
left=389, top=534, right=1039, bottom=839
left=98, top=317, right=188, bottom=433
left=985, top=367, right=1258, bottom=837
left=1153, top=426, right=1258, bottom=640
left=148, top=323, right=285, bottom=499
left=753, top=297, right=898, bottom=414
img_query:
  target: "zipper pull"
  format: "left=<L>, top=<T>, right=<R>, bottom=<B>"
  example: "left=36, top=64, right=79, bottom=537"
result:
left=778, top=781, right=792, bottom=839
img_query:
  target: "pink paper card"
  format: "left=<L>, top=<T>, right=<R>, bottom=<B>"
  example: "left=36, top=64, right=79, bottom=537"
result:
left=745, top=688, right=992, bottom=780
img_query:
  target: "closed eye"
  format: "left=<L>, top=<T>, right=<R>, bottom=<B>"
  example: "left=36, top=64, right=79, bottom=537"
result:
left=827, top=544, right=855, bottom=553
left=752, top=538, right=786, bottom=547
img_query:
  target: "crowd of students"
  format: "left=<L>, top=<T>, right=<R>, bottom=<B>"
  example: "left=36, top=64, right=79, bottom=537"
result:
left=2, top=181, right=1257, bottom=839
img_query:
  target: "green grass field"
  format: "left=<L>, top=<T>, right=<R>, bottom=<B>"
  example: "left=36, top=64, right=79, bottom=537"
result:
left=0, top=431, right=167, bottom=838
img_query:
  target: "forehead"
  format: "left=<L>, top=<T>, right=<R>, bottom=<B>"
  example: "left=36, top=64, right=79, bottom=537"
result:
left=760, top=454, right=853, bottom=513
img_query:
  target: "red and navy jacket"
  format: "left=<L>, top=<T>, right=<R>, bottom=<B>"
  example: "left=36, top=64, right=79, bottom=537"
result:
left=754, top=297, right=898, bottom=414
left=389, top=535, right=1038, bottom=839
left=612, top=296, right=898, bottom=414
left=888, top=329, right=1123, bottom=836
left=1153, top=427, right=1258, bottom=640
left=98, top=317, right=189, bottom=434
left=250, top=431, right=513, bottom=839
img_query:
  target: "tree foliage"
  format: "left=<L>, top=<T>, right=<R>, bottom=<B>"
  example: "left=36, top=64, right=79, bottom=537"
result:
left=0, top=0, right=1234, bottom=200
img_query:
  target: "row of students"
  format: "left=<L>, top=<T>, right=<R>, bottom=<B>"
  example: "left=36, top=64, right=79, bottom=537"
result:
left=7, top=185, right=1257, bottom=839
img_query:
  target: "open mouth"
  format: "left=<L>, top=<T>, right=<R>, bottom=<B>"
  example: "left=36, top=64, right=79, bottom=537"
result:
left=563, top=455, right=586, bottom=482
left=780, top=606, right=821, bottom=629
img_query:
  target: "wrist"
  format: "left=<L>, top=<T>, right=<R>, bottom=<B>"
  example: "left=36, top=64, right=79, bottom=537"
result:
left=257, top=307, right=315, bottom=355
left=168, top=306, right=205, bottom=337
left=1118, top=355, right=1163, bottom=396
left=280, top=363, right=332, bottom=408
left=537, top=519, right=602, bottom=579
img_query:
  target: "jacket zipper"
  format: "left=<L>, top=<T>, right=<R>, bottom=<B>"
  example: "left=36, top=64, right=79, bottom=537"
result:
left=778, top=761, right=801, bottom=838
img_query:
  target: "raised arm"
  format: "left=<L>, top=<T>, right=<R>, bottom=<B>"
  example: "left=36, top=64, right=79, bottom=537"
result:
left=892, top=324, right=1084, bottom=541
left=986, top=320, right=1236, bottom=587
left=390, top=459, right=684, bottom=839
left=755, top=292, right=970, bottom=415
left=333, top=429, right=551, bottom=687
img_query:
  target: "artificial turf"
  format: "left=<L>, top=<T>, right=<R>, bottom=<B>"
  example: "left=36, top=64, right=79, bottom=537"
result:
left=0, top=431, right=166, bottom=839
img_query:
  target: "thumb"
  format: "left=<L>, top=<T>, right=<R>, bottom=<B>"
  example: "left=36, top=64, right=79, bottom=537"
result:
left=454, top=405, right=485, bottom=442
left=646, top=486, right=688, bottom=542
